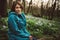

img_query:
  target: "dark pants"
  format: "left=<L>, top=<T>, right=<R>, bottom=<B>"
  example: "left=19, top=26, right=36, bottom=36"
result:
left=32, top=37, right=37, bottom=40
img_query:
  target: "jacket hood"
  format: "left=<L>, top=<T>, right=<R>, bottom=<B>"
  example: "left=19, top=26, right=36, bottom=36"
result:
left=8, top=11, right=24, bottom=17
left=8, top=11, right=16, bottom=16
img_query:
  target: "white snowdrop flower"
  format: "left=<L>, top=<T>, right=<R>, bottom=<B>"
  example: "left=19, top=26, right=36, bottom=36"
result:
left=36, top=29, right=39, bottom=31
left=49, top=23, right=52, bottom=26
left=3, top=25, right=6, bottom=29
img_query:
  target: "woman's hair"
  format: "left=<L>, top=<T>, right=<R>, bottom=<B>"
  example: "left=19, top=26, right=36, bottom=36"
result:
left=11, top=1, right=23, bottom=12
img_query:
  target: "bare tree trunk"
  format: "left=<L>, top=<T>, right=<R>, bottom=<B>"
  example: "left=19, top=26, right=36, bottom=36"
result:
left=27, top=3, right=30, bottom=14
left=23, top=0, right=25, bottom=13
left=49, top=0, right=56, bottom=20
left=9, top=0, right=13, bottom=9
left=46, top=0, right=49, bottom=19
left=27, top=0, right=33, bottom=14
left=30, top=0, right=33, bottom=15
left=40, top=1, right=43, bottom=17
left=0, top=0, right=7, bottom=17
left=56, top=0, right=59, bottom=17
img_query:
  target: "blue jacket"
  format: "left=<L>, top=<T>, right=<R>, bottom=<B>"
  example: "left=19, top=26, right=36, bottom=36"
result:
left=8, top=12, right=30, bottom=40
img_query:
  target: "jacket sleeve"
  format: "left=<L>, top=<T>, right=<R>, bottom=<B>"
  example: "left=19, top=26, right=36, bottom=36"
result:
left=8, top=15, right=30, bottom=37
left=21, top=13, right=30, bottom=35
left=24, top=28, right=30, bottom=35
left=17, top=13, right=31, bottom=36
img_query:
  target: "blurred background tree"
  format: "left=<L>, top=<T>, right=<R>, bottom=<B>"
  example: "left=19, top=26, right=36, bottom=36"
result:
left=0, top=0, right=7, bottom=17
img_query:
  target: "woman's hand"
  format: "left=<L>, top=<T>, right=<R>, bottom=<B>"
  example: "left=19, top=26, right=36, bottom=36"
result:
left=29, top=36, right=33, bottom=40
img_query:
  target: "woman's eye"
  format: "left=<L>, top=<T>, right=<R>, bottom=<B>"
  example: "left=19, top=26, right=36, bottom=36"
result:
left=16, top=7, right=19, bottom=8
left=16, top=7, right=21, bottom=8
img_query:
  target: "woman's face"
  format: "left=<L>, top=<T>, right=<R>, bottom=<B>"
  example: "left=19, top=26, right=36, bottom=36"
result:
left=15, top=4, right=22, bottom=14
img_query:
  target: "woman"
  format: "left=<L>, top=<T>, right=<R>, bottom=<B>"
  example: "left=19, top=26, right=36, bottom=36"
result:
left=8, top=1, right=32, bottom=40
